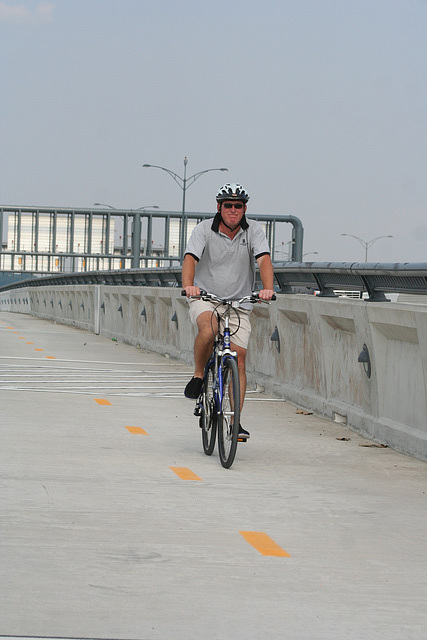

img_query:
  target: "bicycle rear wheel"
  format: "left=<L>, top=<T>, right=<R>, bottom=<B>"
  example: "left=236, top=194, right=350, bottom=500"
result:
left=218, top=357, right=240, bottom=468
left=200, top=364, right=217, bottom=455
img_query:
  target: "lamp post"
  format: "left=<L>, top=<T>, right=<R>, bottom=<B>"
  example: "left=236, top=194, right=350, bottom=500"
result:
left=143, top=157, right=228, bottom=262
left=274, top=240, right=293, bottom=261
left=341, top=234, right=393, bottom=262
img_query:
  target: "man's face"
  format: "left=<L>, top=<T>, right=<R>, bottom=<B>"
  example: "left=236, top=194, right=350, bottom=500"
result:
left=218, top=200, right=246, bottom=230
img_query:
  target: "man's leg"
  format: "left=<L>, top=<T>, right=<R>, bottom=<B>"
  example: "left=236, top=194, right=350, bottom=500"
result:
left=229, top=343, right=250, bottom=440
left=193, top=311, right=218, bottom=377
left=184, top=310, right=218, bottom=399
left=231, top=343, right=247, bottom=412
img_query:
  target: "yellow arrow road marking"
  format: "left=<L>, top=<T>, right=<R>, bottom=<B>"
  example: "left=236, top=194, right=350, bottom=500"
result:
left=170, top=467, right=202, bottom=481
left=239, top=531, right=290, bottom=557
left=125, top=426, right=148, bottom=434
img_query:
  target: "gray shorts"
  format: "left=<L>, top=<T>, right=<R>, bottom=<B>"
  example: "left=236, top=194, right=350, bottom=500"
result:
left=188, top=299, right=252, bottom=349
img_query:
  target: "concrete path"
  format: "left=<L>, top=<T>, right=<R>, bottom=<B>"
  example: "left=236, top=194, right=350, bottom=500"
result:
left=1, top=312, right=426, bottom=640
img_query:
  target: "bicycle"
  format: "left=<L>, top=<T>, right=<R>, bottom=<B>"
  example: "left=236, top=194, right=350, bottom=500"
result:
left=182, top=290, right=275, bottom=468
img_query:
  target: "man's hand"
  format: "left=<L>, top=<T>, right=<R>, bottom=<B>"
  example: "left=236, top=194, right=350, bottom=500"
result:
left=258, top=289, right=275, bottom=301
left=183, top=285, right=201, bottom=297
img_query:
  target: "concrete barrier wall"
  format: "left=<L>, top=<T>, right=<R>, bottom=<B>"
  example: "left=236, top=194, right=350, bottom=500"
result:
left=2, top=285, right=426, bottom=460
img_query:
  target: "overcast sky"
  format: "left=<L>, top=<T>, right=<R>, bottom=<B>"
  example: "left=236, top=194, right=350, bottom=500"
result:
left=1, top=0, right=426, bottom=263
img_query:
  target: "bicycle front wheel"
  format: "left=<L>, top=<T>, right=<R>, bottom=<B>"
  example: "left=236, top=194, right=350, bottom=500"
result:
left=200, top=364, right=217, bottom=455
left=218, top=357, right=240, bottom=468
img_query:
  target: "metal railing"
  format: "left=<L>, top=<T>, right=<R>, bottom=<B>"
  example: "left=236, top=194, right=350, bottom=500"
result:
left=272, top=262, right=427, bottom=300
left=0, top=205, right=304, bottom=271
left=1, top=263, right=426, bottom=301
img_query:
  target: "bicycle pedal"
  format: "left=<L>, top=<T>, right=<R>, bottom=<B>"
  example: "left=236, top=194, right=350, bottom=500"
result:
left=194, top=404, right=202, bottom=417
left=238, top=437, right=248, bottom=443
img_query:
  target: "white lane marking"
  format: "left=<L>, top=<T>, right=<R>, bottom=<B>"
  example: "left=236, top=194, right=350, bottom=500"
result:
left=0, top=386, right=186, bottom=396
left=0, top=358, right=190, bottom=397
left=0, top=385, right=283, bottom=400
left=0, top=355, right=188, bottom=366
left=0, top=384, right=184, bottom=390
left=0, top=371, right=188, bottom=382
left=0, top=363, right=187, bottom=369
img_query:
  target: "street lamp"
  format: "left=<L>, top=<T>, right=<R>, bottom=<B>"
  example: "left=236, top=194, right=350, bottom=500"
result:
left=93, top=203, right=117, bottom=209
left=274, top=241, right=292, bottom=261
left=143, top=157, right=228, bottom=261
left=93, top=203, right=159, bottom=210
left=341, top=234, right=393, bottom=262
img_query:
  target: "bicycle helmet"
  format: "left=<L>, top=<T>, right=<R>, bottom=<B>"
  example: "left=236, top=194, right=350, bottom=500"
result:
left=216, top=183, right=250, bottom=203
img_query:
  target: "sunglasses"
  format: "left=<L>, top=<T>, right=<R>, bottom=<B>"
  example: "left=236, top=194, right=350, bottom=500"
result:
left=222, top=202, right=244, bottom=209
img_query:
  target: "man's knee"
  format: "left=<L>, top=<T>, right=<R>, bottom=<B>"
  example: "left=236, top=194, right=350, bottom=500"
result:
left=196, top=311, right=217, bottom=340
left=233, top=345, right=247, bottom=371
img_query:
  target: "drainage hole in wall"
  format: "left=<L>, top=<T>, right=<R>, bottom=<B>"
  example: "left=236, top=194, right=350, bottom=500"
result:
left=334, top=412, right=347, bottom=425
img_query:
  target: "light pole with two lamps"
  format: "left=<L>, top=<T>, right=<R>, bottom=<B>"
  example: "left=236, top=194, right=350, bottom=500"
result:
left=341, top=233, right=393, bottom=262
left=143, top=157, right=228, bottom=262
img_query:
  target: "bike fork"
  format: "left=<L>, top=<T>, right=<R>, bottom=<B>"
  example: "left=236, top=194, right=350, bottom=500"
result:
left=194, top=353, right=216, bottom=417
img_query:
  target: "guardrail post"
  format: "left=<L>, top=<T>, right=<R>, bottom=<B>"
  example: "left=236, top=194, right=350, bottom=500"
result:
left=289, top=216, right=304, bottom=261
left=0, top=209, right=3, bottom=253
left=94, top=285, right=100, bottom=334
left=131, top=212, right=141, bottom=269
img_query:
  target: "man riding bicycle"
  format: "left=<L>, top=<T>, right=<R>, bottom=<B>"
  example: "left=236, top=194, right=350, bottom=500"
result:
left=182, top=182, right=275, bottom=440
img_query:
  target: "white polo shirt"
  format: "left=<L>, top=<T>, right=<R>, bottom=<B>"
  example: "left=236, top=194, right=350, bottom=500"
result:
left=184, top=212, right=270, bottom=310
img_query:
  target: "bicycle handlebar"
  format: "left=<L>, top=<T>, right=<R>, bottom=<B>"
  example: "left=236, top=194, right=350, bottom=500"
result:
left=181, top=290, right=276, bottom=304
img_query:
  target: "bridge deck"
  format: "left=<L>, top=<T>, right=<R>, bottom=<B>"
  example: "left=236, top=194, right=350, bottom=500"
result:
left=1, top=312, right=426, bottom=640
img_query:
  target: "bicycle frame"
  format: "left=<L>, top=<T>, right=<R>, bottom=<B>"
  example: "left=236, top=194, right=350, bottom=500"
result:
left=206, top=304, right=238, bottom=419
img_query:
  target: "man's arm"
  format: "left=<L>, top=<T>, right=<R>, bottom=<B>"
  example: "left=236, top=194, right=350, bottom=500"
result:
left=182, top=254, right=200, bottom=296
left=256, top=254, right=275, bottom=301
